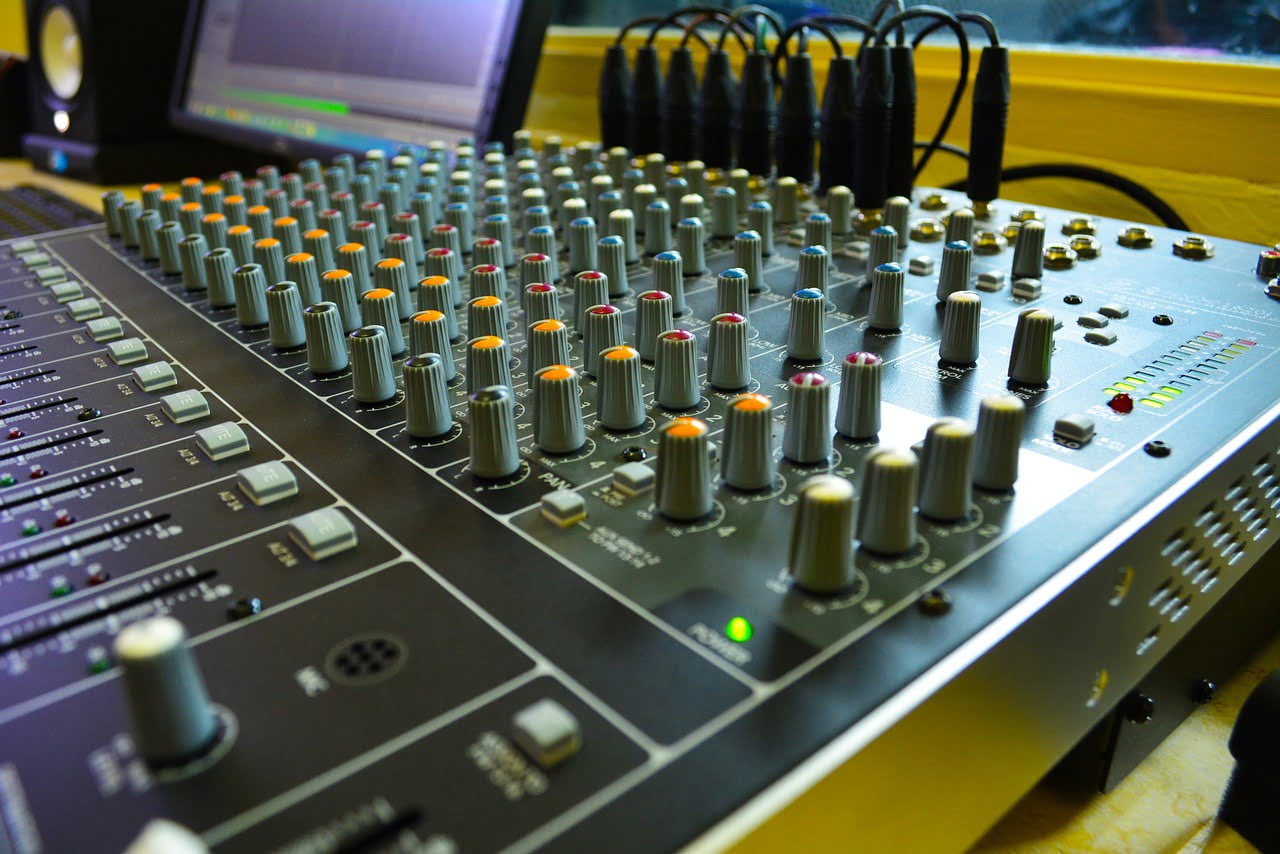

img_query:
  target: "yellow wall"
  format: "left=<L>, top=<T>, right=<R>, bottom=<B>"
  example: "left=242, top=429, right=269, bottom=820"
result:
left=0, top=0, right=25, bottom=57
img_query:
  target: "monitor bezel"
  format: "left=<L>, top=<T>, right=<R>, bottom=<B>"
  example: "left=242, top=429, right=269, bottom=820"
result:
left=168, top=0, right=551, bottom=160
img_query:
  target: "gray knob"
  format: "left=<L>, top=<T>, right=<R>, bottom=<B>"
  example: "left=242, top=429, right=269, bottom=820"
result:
left=156, top=222, right=183, bottom=276
left=521, top=247, right=558, bottom=288
left=427, top=243, right=464, bottom=297
left=320, top=269, right=361, bottom=333
left=747, top=201, right=774, bottom=255
left=679, top=192, right=703, bottom=222
left=857, top=448, right=919, bottom=555
left=644, top=201, right=672, bottom=255
left=774, top=176, right=800, bottom=223
left=114, top=616, right=218, bottom=766
left=973, top=395, right=1025, bottom=491
left=606, top=146, right=629, bottom=183
left=304, top=302, right=348, bottom=375
left=223, top=195, right=246, bottom=229
left=827, top=186, right=853, bottom=235
left=590, top=174, right=616, bottom=218
left=729, top=168, right=751, bottom=213
left=783, top=372, right=833, bottom=464
left=786, top=288, right=826, bottom=361
left=568, top=217, right=598, bottom=274
left=285, top=251, right=321, bottom=306
left=868, top=225, right=897, bottom=272
left=835, top=351, right=882, bottom=439
left=606, top=209, right=638, bottom=264
left=676, top=217, right=706, bottom=275
left=573, top=271, right=610, bottom=335
left=595, top=189, right=623, bottom=225
left=198, top=211, right=226, bottom=250
left=936, top=240, right=973, bottom=301
left=523, top=283, right=560, bottom=325
left=403, top=354, right=453, bottom=438
left=409, top=311, right=457, bottom=381
left=723, top=393, right=776, bottom=491
left=233, top=263, right=269, bottom=328
left=336, top=241, right=372, bottom=292
left=788, top=475, right=856, bottom=593
left=1012, top=220, right=1046, bottom=280
left=484, top=216, right=516, bottom=266
left=583, top=304, right=624, bottom=376
left=654, top=328, right=700, bottom=410
left=469, top=386, right=521, bottom=479
left=707, top=312, right=751, bottom=391
left=253, top=237, right=286, bottom=286
left=734, top=230, right=766, bottom=293
left=203, top=248, right=236, bottom=309
left=664, top=176, right=688, bottom=212
left=655, top=417, right=714, bottom=521
left=158, top=193, right=182, bottom=227
left=717, top=267, right=750, bottom=317
left=1008, top=308, right=1055, bottom=386
left=884, top=196, right=911, bottom=248
left=466, top=335, right=513, bottom=393
left=274, top=216, right=302, bottom=256
left=711, top=187, right=737, bottom=239
left=391, top=211, right=424, bottom=263
left=528, top=318, right=571, bottom=378
left=226, top=224, right=254, bottom=267
left=533, top=364, right=587, bottom=453
left=804, top=213, right=832, bottom=252
left=179, top=202, right=204, bottom=237
left=444, top=201, right=473, bottom=247
left=412, top=193, right=438, bottom=235
left=416, top=275, right=460, bottom=340
left=939, top=291, right=982, bottom=365
left=266, top=282, right=306, bottom=350
left=137, top=209, right=161, bottom=261
left=652, top=251, right=686, bottom=314
left=521, top=186, right=547, bottom=215
left=374, top=258, right=414, bottom=320
left=795, top=245, right=829, bottom=293
left=350, top=326, right=397, bottom=403
left=868, top=262, right=905, bottom=331
left=945, top=207, right=974, bottom=244
left=633, top=184, right=657, bottom=225
left=635, top=290, right=674, bottom=361
left=642, top=153, right=665, bottom=186
left=178, top=234, right=208, bottom=291
left=918, top=417, right=975, bottom=521
left=467, top=295, right=508, bottom=340
left=361, top=289, right=406, bottom=356
left=598, top=235, right=630, bottom=297
left=471, top=237, right=503, bottom=269
left=597, top=345, right=645, bottom=431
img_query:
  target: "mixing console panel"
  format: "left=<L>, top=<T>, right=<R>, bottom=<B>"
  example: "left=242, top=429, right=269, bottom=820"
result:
left=1, top=139, right=1279, bottom=851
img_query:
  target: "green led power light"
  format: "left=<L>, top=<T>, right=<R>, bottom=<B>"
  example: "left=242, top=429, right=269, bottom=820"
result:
left=725, top=616, right=754, bottom=643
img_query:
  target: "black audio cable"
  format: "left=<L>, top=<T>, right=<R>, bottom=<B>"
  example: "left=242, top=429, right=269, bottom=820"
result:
left=631, top=7, right=729, bottom=157
left=735, top=13, right=784, bottom=177
left=964, top=25, right=1009, bottom=211
left=600, top=17, right=663, bottom=150
left=852, top=40, right=894, bottom=211
left=773, top=24, right=838, bottom=184
left=803, top=15, right=878, bottom=194
left=664, top=13, right=734, bottom=163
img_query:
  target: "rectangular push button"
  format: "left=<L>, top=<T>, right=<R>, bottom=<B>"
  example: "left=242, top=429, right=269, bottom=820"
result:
left=288, top=507, right=358, bottom=559
left=131, top=361, right=178, bottom=392
left=66, top=297, right=102, bottom=321
left=613, top=462, right=654, bottom=496
left=106, top=337, right=148, bottom=366
left=1085, top=329, right=1118, bottom=346
left=50, top=281, right=83, bottom=303
left=512, top=698, right=581, bottom=769
left=37, top=266, right=68, bottom=285
left=194, top=421, right=250, bottom=461
left=159, top=389, right=210, bottom=424
left=541, top=489, right=586, bottom=527
left=85, top=316, right=123, bottom=342
left=236, top=460, right=298, bottom=506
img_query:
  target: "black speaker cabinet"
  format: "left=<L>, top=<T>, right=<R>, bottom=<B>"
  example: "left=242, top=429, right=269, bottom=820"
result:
left=20, top=0, right=242, bottom=183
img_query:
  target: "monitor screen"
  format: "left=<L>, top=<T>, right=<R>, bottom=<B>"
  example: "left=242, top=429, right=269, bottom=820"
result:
left=174, top=0, right=542, bottom=156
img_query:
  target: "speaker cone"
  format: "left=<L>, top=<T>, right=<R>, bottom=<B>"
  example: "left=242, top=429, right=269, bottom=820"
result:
left=39, top=4, right=83, bottom=101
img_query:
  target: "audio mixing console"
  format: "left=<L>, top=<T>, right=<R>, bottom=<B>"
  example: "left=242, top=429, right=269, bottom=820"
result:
left=1, top=138, right=1279, bottom=852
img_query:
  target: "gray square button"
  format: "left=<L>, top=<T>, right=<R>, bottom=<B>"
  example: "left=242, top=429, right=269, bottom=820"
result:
left=131, top=361, right=178, bottom=392
left=236, top=460, right=298, bottom=506
left=511, top=698, right=581, bottom=769
left=288, top=507, right=358, bottom=560
left=106, top=337, right=148, bottom=366
left=159, top=389, right=210, bottom=424
left=194, top=422, right=250, bottom=461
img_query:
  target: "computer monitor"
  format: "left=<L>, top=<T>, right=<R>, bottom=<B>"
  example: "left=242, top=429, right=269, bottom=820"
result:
left=169, top=0, right=549, bottom=159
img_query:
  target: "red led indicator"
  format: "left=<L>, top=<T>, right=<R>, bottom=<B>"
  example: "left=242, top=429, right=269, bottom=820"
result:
left=1108, top=393, right=1135, bottom=414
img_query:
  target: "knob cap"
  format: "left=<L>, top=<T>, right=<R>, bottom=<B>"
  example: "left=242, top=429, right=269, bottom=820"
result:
left=583, top=304, right=624, bottom=376
left=788, top=475, right=856, bottom=593
left=409, top=310, right=457, bottom=381
left=857, top=448, right=919, bottom=555
left=835, top=352, right=882, bottom=439
left=654, top=328, right=700, bottom=410
left=644, top=201, right=672, bottom=255
left=868, top=225, right=897, bottom=272
left=374, top=258, right=414, bottom=319
left=254, top=237, right=287, bottom=286
left=285, top=251, right=322, bottom=306
left=522, top=282, right=560, bottom=325
left=468, top=263, right=506, bottom=301
left=783, top=372, right=833, bottom=464
left=1008, top=308, right=1055, bottom=386
left=404, top=354, right=453, bottom=438
left=716, top=267, right=750, bottom=317
left=304, top=302, right=348, bottom=375
left=804, top=213, right=833, bottom=252
left=711, top=187, right=737, bottom=239
left=467, top=294, right=508, bottom=340
left=655, top=417, right=713, bottom=521
left=415, top=275, right=459, bottom=339
left=827, top=186, right=853, bottom=235
left=466, top=335, right=513, bottom=393
left=469, top=385, right=521, bottom=479
left=606, top=209, right=638, bottom=265
left=936, top=240, right=973, bottom=301
left=635, top=290, right=674, bottom=361
left=786, top=288, right=826, bottom=361
left=774, top=176, right=800, bottom=223
left=266, top=282, right=306, bottom=350
left=597, top=345, right=645, bottom=431
left=350, top=325, right=397, bottom=403
left=573, top=271, right=610, bottom=335
left=425, top=249, right=463, bottom=304
left=225, top=224, right=254, bottom=268
left=945, top=207, right=975, bottom=244
left=973, top=395, right=1025, bottom=491
left=918, top=417, right=976, bottom=521
left=734, top=230, right=765, bottom=293
left=178, top=234, right=208, bottom=292
left=794, top=245, right=830, bottom=294
left=521, top=247, right=558, bottom=288
left=707, top=312, right=751, bottom=391
left=360, top=289, right=406, bottom=356
left=883, top=196, right=911, bottom=248
left=203, top=247, right=236, bottom=309
left=233, top=263, right=269, bottom=328
left=1012, top=220, right=1046, bottom=280
left=568, top=217, right=598, bottom=274
left=748, top=201, right=774, bottom=255
left=868, top=262, right=905, bottom=331
left=533, top=365, right=587, bottom=453
left=652, top=251, right=686, bottom=315
left=156, top=222, right=183, bottom=275
left=723, top=393, right=776, bottom=490
left=320, top=269, right=361, bottom=333
left=939, top=291, right=982, bottom=365
left=114, top=616, right=218, bottom=765
left=676, top=217, right=706, bottom=275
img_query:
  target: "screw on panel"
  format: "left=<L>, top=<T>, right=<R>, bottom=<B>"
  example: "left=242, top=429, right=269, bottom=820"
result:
left=917, top=588, right=951, bottom=616
left=1153, top=314, right=1174, bottom=326
left=1144, top=441, right=1172, bottom=458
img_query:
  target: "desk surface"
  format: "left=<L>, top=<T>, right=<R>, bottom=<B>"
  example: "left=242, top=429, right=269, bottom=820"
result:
left=1, top=158, right=1272, bottom=854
